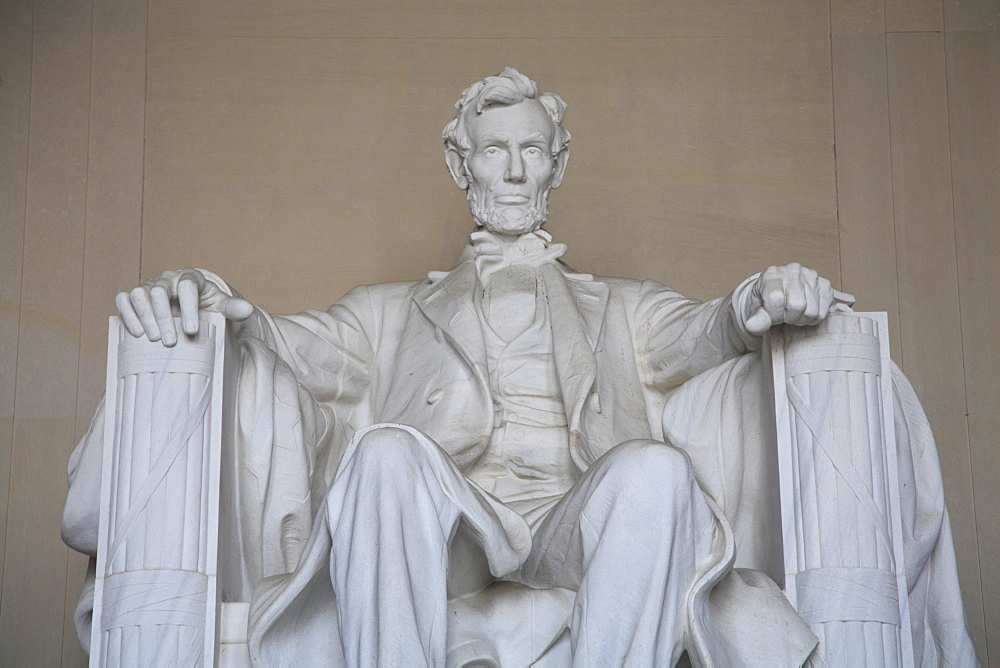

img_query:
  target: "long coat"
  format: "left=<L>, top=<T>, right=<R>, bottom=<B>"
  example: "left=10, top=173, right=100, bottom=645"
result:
left=251, top=254, right=758, bottom=480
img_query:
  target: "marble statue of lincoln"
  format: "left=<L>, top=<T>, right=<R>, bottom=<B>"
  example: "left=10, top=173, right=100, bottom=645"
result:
left=64, top=67, right=976, bottom=666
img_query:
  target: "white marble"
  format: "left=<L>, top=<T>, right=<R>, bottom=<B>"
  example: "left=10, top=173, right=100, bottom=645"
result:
left=62, top=67, right=978, bottom=667
left=768, top=311, right=913, bottom=665
left=89, top=314, right=232, bottom=667
left=219, top=603, right=251, bottom=668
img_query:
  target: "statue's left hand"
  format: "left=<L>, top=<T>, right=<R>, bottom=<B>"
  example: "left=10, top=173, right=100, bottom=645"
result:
left=742, top=263, right=855, bottom=336
left=115, top=269, right=254, bottom=347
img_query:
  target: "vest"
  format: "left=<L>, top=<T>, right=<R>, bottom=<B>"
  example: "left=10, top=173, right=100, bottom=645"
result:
left=466, top=271, right=579, bottom=524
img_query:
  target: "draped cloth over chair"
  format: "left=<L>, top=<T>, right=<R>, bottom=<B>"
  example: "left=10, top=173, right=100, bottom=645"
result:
left=66, top=309, right=977, bottom=666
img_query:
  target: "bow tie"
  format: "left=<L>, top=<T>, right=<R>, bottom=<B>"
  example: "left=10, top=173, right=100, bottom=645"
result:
left=469, top=229, right=568, bottom=281
left=427, top=228, right=593, bottom=284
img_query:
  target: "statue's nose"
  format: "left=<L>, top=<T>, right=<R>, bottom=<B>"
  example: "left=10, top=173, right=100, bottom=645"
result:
left=505, top=151, right=526, bottom=183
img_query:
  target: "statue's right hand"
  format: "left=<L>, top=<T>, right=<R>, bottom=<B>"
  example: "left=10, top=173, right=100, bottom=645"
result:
left=115, top=269, right=254, bottom=346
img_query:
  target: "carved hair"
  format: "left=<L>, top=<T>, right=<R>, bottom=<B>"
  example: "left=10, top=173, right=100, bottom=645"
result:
left=442, top=67, right=571, bottom=159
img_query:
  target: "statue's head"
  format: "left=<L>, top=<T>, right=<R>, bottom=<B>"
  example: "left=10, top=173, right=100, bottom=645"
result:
left=443, top=67, right=571, bottom=236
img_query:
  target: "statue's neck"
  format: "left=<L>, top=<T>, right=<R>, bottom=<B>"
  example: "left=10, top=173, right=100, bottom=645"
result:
left=470, top=227, right=553, bottom=254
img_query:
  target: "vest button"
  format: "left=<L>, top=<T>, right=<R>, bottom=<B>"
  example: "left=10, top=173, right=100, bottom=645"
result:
left=427, top=389, right=443, bottom=404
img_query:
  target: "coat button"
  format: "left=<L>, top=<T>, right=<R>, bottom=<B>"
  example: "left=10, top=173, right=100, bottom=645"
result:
left=427, top=389, right=443, bottom=404
left=434, top=327, right=445, bottom=343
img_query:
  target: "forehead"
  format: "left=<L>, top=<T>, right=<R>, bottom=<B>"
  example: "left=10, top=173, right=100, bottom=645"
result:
left=465, top=99, right=555, bottom=145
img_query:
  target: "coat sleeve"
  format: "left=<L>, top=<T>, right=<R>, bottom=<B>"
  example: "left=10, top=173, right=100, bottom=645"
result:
left=633, top=278, right=761, bottom=392
left=238, top=284, right=376, bottom=406
left=182, top=269, right=376, bottom=406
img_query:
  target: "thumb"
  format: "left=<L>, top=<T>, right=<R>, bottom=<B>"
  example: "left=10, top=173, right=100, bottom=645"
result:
left=744, top=306, right=775, bottom=336
left=833, top=289, right=856, bottom=307
left=220, top=296, right=254, bottom=322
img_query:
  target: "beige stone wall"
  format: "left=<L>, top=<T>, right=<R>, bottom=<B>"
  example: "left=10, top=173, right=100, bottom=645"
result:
left=1, top=0, right=997, bottom=663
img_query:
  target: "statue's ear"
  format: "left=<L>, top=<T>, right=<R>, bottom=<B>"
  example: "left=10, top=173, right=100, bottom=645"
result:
left=444, top=147, right=469, bottom=190
left=550, top=147, right=570, bottom=189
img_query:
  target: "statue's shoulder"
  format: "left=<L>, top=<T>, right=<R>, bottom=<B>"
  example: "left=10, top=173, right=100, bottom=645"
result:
left=350, top=279, right=422, bottom=296
left=592, top=275, right=656, bottom=300
left=595, top=276, right=644, bottom=289
left=333, top=279, right=424, bottom=311
left=590, top=276, right=690, bottom=315
left=598, top=276, right=680, bottom=293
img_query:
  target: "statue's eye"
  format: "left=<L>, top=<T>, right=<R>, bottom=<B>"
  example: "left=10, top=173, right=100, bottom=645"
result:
left=483, top=146, right=503, bottom=157
left=524, top=146, right=544, bottom=158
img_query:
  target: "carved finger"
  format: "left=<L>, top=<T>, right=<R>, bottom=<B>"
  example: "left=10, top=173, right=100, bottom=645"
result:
left=760, top=276, right=787, bottom=321
left=129, top=287, right=161, bottom=342
left=178, top=269, right=206, bottom=294
left=784, top=280, right=808, bottom=323
left=833, top=289, right=856, bottom=307
left=817, top=279, right=834, bottom=319
left=177, top=278, right=201, bottom=335
left=744, top=306, right=774, bottom=336
left=220, top=297, right=254, bottom=322
left=803, top=283, right=820, bottom=323
left=150, top=286, right=177, bottom=346
left=115, top=291, right=145, bottom=337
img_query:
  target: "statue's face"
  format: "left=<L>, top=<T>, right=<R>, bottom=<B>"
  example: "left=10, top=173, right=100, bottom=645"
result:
left=462, top=99, right=564, bottom=236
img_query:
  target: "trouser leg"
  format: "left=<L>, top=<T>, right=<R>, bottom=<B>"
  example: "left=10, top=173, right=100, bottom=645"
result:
left=325, top=425, right=528, bottom=667
left=520, top=439, right=718, bottom=667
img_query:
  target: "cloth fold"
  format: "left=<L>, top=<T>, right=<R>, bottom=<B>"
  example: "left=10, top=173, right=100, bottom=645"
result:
left=429, top=228, right=593, bottom=284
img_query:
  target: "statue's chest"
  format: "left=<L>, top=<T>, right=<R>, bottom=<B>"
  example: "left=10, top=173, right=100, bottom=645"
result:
left=482, top=265, right=538, bottom=341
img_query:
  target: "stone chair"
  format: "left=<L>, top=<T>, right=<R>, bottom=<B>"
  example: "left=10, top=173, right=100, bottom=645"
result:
left=69, top=309, right=956, bottom=666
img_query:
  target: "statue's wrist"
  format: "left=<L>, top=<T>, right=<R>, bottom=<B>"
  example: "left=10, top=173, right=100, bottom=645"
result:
left=732, top=272, right=762, bottom=340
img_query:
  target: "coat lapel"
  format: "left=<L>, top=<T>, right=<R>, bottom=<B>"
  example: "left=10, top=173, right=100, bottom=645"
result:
left=415, top=257, right=611, bottom=436
left=412, top=261, right=490, bottom=393
left=569, top=273, right=610, bottom=352
left=540, top=264, right=610, bottom=431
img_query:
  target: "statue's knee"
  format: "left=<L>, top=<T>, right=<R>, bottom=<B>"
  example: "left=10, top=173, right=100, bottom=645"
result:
left=350, top=426, right=424, bottom=479
left=603, top=439, right=694, bottom=491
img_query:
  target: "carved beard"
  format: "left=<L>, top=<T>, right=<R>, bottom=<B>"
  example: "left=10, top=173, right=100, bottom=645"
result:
left=467, top=186, right=550, bottom=236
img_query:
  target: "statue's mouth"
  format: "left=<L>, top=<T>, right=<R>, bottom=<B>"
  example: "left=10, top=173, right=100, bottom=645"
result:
left=495, top=195, right=530, bottom=205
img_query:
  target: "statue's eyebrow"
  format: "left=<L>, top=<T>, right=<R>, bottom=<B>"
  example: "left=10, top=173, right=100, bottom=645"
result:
left=476, top=132, right=510, bottom=145
left=521, top=132, right=548, bottom=143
